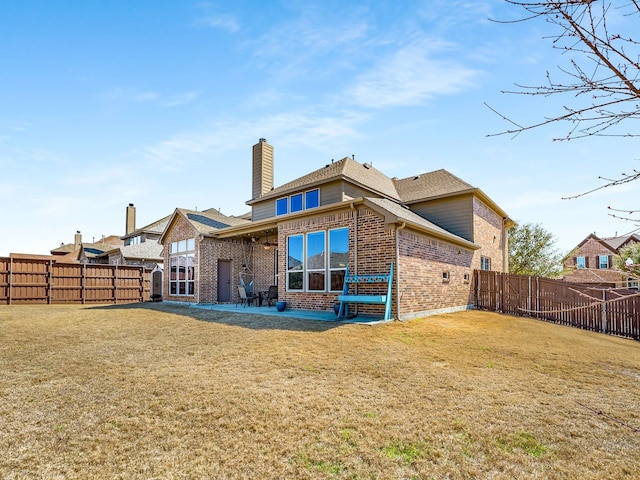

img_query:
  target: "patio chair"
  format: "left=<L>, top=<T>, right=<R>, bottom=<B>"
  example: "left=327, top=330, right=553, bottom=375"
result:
left=236, top=286, right=255, bottom=307
left=266, top=285, right=278, bottom=307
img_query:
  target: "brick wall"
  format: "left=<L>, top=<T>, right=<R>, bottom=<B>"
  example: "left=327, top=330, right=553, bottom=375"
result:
left=198, top=238, right=275, bottom=303
left=397, top=229, right=474, bottom=318
left=472, top=197, right=506, bottom=272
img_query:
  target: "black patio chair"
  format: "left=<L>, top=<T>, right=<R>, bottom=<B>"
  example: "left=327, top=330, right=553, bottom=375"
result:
left=266, top=285, right=278, bottom=307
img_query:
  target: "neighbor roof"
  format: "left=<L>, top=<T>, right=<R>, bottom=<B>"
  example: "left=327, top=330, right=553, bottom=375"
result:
left=600, top=234, right=640, bottom=251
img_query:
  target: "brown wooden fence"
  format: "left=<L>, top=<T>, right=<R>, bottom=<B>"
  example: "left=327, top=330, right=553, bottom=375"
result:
left=474, top=270, right=640, bottom=340
left=0, top=257, right=151, bottom=305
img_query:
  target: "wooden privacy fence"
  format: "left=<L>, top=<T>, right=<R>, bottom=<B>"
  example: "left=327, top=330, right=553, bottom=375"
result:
left=475, top=270, right=640, bottom=340
left=0, top=257, right=151, bottom=305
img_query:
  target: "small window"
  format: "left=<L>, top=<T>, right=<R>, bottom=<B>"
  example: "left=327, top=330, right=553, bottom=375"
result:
left=442, top=271, right=450, bottom=282
left=480, top=256, right=491, bottom=271
left=628, top=277, right=639, bottom=290
left=305, top=189, right=320, bottom=209
left=598, top=255, right=609, bottom=269
left=290, top=193, right=303, bottom=213
left=463, top=273, right=470, bottom=284
left=576, top=256, right=586, bottom=269
left=276, top=197, right=288, bottom=216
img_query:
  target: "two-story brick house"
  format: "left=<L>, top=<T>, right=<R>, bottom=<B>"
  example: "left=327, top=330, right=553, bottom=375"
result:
left=159, top=139, right=513, bottom=320
left=562, top=233, right=640, bottom=288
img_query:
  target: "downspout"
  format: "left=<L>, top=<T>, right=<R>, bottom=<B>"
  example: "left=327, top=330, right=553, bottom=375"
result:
left=197, top=234, right=204, bottom=305
left=502, top=218, right=509, bottom=273
left=350, top=202, right=358, bottom=274
left=395, top=222, right=406, bottom=321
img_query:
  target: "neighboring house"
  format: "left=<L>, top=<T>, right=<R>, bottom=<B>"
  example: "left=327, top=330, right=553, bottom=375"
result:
left=51, top=231, right=124, bottom=263
left=562, top=233, right=640, bottom=289
left=160, top=139, right=514, bottom=320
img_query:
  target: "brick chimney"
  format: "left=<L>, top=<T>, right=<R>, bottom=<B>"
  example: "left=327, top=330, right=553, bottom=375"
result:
left=125, top=203, right=136, bottom=235
left=252, top=138, right=274, bottom=199
left=74, top=231, right=82, bottom=249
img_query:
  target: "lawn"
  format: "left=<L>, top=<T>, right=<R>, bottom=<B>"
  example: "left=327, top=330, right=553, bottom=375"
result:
left=1, top=304, right=638, bottom=479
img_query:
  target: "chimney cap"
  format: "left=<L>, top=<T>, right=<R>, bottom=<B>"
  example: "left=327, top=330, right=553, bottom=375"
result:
left=259, top=138, right=267, bottom=143
left=128, top=203, right=134, bottom=207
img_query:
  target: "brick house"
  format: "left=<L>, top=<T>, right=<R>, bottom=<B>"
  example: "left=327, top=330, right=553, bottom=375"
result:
left=562, top=233, right=640, bottom=288
left=159, top=139, right=513, bottom=320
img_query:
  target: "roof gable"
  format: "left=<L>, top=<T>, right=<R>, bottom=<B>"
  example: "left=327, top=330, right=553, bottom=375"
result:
left=160, top=208, right=251, bottom=243
left=247, top=157, right=400, bottom=204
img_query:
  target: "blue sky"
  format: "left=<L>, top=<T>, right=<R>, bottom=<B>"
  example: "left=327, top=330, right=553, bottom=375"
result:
left=1, top=0, right=637, bottom=256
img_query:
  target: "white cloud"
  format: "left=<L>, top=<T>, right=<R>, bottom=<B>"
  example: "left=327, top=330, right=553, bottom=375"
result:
left=348, top=39, right=479, bottom=108
left=161, top=91, right=200, bottom=107
left=198, top=14, right=240, bottom=33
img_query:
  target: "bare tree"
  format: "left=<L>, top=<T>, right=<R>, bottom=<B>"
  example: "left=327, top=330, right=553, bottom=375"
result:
left=487, top=0, right=640, bottom=141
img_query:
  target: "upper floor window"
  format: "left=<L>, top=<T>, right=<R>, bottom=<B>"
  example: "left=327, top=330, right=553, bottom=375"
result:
left=480, top=256, right=491, bottom=271
left=628, top=277, right=639, bottom=290
left=597, top=255, right=610, bottom=269
left=276, top=197, right=288, bottom=216
left=291, top=193, right=303, bottom=213
left=576, top=256, right=586, bottom=269
left=276, top=188, right=320, bottom=216
left=129, top=235, right=141, bottom=246
left=305, top=189, right=320, bottom=209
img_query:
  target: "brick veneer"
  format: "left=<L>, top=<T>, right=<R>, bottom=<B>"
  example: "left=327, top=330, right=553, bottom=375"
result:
left=472, top=197, right=506, bottom=272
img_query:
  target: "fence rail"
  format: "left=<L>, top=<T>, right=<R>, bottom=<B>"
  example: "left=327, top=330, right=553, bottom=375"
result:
left=474, top=270, right=640, bottom=340
left=0, top=257, right=151, bottom=305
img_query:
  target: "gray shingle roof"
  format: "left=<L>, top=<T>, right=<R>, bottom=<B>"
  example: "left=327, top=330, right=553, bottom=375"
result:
left=119, top=240, right=163, bottom=260
left=250, top=157, right=401, bottom=202
left=178, top=208, right=251, bottom=234
left=601, top=234, right=640, bottom=251
left=394, top=169, right=475, bottom=203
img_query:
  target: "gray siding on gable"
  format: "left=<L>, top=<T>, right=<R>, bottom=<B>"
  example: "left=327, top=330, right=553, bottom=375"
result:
left=342, top=182, right=383, bottom=201
left=409, top=195, right=474, bottom=242
left=250, top=180, right=390, bottom=221
left=252, top=200, right=276, bottom=221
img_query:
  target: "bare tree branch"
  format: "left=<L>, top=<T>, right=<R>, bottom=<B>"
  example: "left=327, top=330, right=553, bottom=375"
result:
left=488, top=1, right=640, bottom=140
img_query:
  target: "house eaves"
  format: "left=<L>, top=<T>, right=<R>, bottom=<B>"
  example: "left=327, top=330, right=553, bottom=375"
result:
left=212, top=197, right=478, bottom=250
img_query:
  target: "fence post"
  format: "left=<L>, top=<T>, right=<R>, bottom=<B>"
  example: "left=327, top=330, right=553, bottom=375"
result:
left=527, top=276, right=532, bottom=315
left=8, top=257, right=13, bottom=305
left=601, top=289, right=607, bottom=333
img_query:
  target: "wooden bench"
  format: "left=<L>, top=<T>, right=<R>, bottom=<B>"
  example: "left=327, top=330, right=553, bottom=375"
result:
left=337, top=262, right=394, bottom=320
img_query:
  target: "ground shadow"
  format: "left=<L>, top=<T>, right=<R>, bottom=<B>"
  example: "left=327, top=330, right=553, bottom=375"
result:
left=89, top=302, right=346, bottom=333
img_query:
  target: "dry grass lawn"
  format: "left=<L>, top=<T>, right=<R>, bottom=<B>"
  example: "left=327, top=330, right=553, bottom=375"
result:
left=1, top=303, right=639, bottom=479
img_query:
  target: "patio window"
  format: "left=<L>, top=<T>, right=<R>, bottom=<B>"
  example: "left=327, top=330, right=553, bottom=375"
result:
left=169, top=238, right=195, bottom=296
left=286, top=227, right=348, bottom=292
